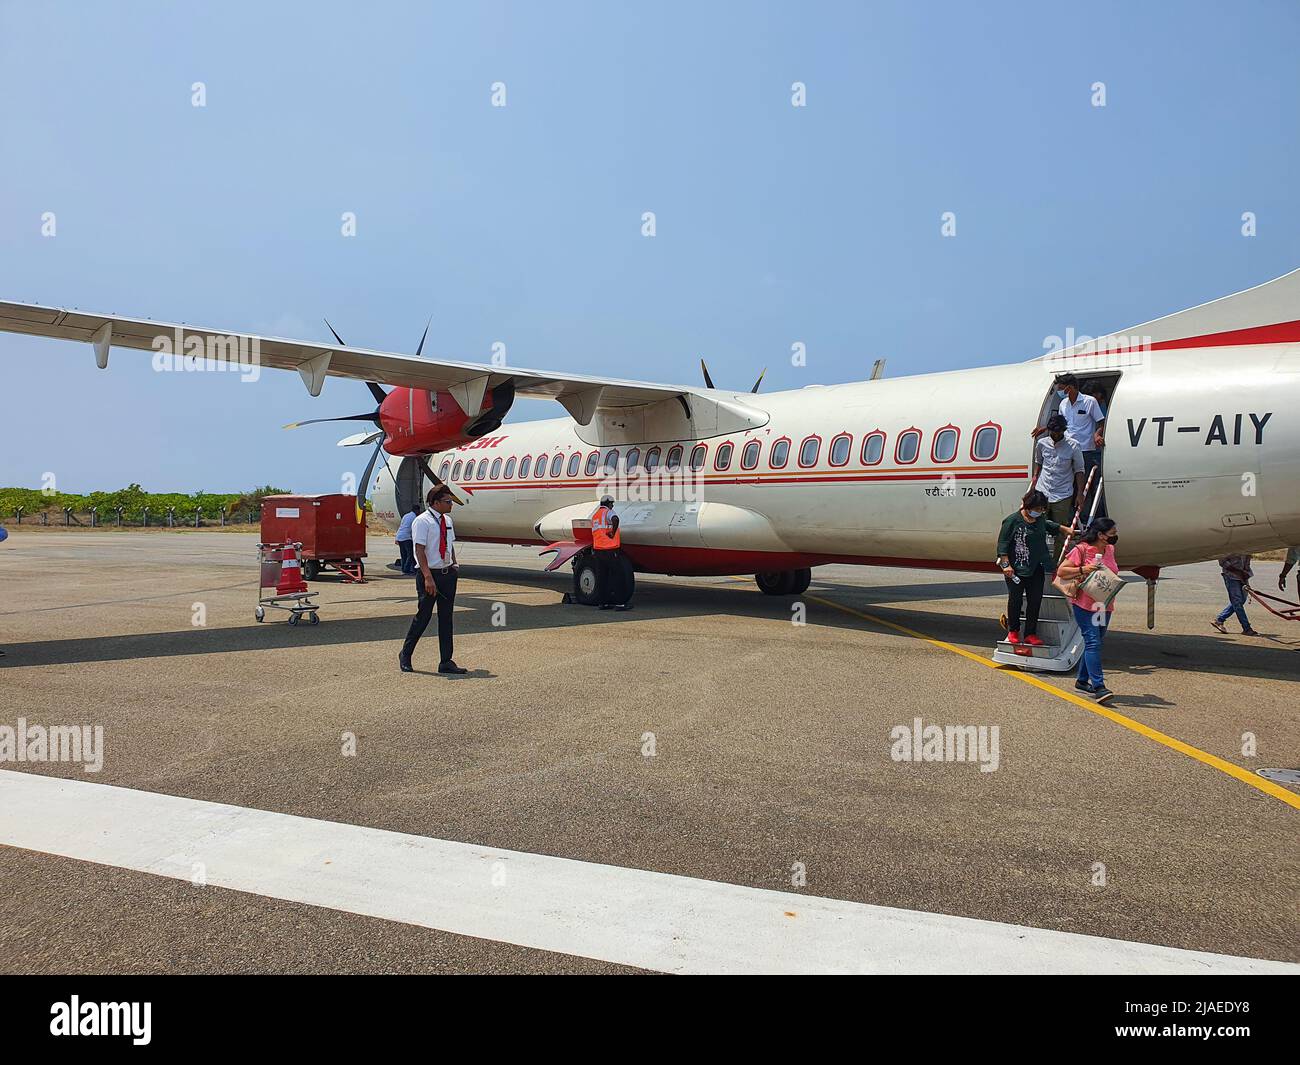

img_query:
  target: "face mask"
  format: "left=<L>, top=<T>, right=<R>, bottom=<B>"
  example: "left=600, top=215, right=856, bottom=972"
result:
left=1106, top=534, right=1118, bottom=544
left=1055, top=389, right=1067, bottom=399
left=1050, top=433, right=1064, bottom=443
left=1027, top=509, right=1044, bottom=519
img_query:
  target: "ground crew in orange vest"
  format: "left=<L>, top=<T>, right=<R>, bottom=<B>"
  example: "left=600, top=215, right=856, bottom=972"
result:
left=591, top=494, right=631, bottom=611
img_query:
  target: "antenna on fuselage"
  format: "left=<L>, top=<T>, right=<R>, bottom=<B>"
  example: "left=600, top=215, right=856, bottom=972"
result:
left=871, top=359, right=887, bottom=380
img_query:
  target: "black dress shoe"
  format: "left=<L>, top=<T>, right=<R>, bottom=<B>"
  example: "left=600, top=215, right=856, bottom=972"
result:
left=615, top=604, right=632, bottom=611
left=438, top=661, right=468, bottom=675
left=398, top=653, right=413, bottom=673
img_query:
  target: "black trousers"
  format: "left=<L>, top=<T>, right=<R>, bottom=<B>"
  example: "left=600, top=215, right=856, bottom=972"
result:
left=397, top=540, right=415, bottom=573
left=1005, top=565, right=1046, bottom=636
left=402, top=568, right=457, bottom=664
left=594, top=548, right=625, bottom=605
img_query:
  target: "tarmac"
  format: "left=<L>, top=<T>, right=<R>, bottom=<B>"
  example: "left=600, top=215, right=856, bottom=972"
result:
left=0, top=529, right=1296, bottom=973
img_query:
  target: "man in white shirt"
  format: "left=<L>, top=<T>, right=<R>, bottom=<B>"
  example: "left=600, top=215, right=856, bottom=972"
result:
left=399, top=485, right=467, bottom=674
left=1032, top=413, right=1085, bottom=533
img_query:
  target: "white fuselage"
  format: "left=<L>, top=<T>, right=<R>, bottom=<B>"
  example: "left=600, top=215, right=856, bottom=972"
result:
left=371, top=348, right=1300, bottom=576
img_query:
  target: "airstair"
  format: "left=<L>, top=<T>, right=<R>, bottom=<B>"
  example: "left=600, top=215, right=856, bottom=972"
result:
left=992, top=593, right=1084, bottom=672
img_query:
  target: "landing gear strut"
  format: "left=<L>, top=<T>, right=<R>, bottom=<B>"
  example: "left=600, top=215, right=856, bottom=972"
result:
left=756, top=568, right=812, bottom=596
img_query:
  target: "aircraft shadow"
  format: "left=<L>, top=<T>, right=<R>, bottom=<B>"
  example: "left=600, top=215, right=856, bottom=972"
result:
left=2, top=564, right=1295, bottom=685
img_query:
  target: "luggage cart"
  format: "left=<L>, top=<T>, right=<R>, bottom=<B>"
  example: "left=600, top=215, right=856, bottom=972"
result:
left=255, top=542, right=320, bottom=625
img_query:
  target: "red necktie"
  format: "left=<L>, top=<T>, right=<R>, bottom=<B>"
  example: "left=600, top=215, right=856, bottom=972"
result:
left=439, top=514, right=448, bottom=561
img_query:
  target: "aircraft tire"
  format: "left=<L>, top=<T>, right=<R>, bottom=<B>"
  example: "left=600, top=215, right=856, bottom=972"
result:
left=573, top=552, right=606, bottom=606
left=789, top=567, right=812, bottom=595
left=756, top=570, right=797, bottom=596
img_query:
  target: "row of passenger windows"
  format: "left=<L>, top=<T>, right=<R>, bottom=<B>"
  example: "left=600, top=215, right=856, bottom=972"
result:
left=438, top=424, right=1001, bottom=482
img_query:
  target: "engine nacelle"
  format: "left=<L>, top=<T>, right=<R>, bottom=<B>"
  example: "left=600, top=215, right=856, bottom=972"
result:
left=379, top=382, right=515, bottom=457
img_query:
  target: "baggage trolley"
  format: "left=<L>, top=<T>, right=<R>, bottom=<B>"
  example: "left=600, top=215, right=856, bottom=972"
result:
left=255, top=541, right=320, bottom=625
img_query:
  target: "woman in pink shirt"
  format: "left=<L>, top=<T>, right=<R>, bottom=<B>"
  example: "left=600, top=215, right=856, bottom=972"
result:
left=1056, top=517, right=1120, bottom=703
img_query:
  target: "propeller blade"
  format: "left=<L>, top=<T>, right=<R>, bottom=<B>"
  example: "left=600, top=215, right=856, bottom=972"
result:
left=417, top=456, right=466, bottom=506
left=700, top=358, right=715, bottom=389
left=322, top=319, right=387, bottom=404
left=338, top=431, right=384, bottom=448
left=283, top=413, right=380, bottom=430
left=414, top=317, right=431, bottom=359
left=355, top=438, right=386, bottom=523
left=750, top=367, right=766, bottom=393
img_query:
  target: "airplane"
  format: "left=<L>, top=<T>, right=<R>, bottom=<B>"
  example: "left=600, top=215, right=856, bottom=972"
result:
left=2, top=268, right=1297, bottom=641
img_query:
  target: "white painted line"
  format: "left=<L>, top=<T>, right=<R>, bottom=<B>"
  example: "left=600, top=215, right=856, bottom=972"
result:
left=0, top=770, right=1293, bottom=975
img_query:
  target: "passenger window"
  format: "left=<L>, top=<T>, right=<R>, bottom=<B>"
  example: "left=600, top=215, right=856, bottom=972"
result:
left=972, top=423, right=1001, bottom=461
left=932, top=427, right=959, bottom=463
left=861, top=432, right=885, bottom=465
left=829, top=434, right=851, bottom=467
left=476, top=460, right=488, bottom=480
left=715, top=442, right=733, bottom=471
left=895, top=430, right=921, bottom=464
left=770, top=438, right=790, bottom=468
left=518, top=455, right=532, bottom=478
left=666, top=445, right=683, bottom=470
left=490, top=457, right=503, bottom=479
left=799, top=435, right=821, bottom=467
left=550, top=454, right=564, bottom=478
left=585, top=451, right=599, bottom=476
left=689, top=444, right=707, bottom=471
left=626, top=447, right=641, bottom=470
left=644, top=447, right=661, bottom=471
left=741, top=440, right=760, bottom=470
left=451, top=460, right=464, bottom=481
left=504, top=457, right=517, bottom=479
left=535, top=454, right=548, bottom=478
left=604, top=449, right=620, bottom=473
left=438, top=460, right=451, bottom=480
left=567, top=452, right=581, bottom=477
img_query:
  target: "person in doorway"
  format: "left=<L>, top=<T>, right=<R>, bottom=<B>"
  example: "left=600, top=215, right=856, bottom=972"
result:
left=1056, top=517, right=1120, bottom=703
left=395, top=504, right=419, bottom=574
left=591, top=494, right=631, bottom=610
left=1034, top=373, right=1106, bottom=516
left=399, top=486, right=468, bottom=674
left=1211, top=554, right=1260, bottom=636
left=1032, top=413, right=1085, bottom=541
left=996, top=489, right=1066, bottom=649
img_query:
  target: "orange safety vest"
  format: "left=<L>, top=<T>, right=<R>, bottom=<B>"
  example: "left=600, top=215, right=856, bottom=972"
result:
left=591, top=505, right=620, bottom=550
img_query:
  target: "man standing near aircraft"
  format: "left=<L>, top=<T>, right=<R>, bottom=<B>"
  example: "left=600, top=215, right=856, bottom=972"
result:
left=400, top=485, right=468, bottom=674
left=591, top=494, right=630, bottom=611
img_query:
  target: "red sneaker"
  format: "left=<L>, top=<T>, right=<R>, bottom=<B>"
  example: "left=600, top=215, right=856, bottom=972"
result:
left=1006, top=631, right=1020, bottom=645
left=1024, top=634, right=1045, bottom=647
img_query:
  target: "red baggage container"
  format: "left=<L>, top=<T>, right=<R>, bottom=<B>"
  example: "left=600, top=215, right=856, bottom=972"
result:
left=260, top=494, right=367, bottom=581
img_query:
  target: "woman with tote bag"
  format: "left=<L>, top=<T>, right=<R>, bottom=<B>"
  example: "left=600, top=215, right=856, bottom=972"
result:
left=1055, top=517, right=1123, bottom=703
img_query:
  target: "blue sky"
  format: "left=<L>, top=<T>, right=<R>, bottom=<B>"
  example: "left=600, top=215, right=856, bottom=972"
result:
left=2, top=0, right=1297, bottom=492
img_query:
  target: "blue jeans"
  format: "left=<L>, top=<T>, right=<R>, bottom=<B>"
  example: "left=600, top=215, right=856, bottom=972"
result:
left=1073, top=604, right=1109, bottom=688
left=1215, top=576, right=1251, bottom=630
left=397, top=539, right=415, bottom=574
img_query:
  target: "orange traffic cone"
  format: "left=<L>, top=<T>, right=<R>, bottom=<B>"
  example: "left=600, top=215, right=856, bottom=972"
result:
left=276, top=544, right=308, bottom=595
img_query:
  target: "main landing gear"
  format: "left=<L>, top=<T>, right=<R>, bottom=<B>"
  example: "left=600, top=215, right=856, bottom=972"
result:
left=755, top=568, right=812, bottom=596
left=571, top=550, right=636, bottom=607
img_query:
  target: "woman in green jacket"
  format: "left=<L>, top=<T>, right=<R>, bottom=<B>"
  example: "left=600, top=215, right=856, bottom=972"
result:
left=996, top=488, right=1069, bottom=647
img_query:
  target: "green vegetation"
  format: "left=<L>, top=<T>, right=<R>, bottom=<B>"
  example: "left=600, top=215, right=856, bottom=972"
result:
left=0, top=484, right=291, bottom=520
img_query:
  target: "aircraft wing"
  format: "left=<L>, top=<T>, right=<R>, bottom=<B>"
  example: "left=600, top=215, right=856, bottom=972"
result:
left=0, top=300, right=699, bottom=423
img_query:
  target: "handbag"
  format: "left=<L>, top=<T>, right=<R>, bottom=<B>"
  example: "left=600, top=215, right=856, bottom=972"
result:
left=1078, top=565, right=1127, bottom=607
left=1052, top=545, right=1084, bottom=598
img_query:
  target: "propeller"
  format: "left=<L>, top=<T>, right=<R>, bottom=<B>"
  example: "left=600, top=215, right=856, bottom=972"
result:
left=293, top=318, right=446, bottom=520
left=700, top=358, right=766, bottom=393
